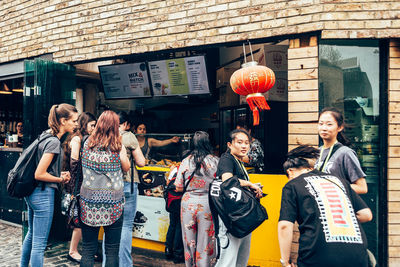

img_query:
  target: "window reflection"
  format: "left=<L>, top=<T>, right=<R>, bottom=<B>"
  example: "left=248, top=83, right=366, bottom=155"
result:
left=319, top=40, right=381, bottom=263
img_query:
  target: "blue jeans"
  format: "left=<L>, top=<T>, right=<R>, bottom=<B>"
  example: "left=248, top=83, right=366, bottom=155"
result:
left=20, top=186, right=55, bottom=267
left=103, top=182, right=138, bottom=267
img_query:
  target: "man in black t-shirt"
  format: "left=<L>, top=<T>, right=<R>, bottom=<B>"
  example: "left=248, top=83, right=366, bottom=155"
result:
left=278, top=145, right=372, bottom=267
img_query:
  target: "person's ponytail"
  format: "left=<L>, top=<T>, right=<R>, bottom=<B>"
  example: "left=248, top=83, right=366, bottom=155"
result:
left=48, top=103, right=78, bottom=136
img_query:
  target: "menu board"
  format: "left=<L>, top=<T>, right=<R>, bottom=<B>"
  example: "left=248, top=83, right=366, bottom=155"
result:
left=99, top=63, right=152, bottom=99
left=148, top=56, right=210, bottom=96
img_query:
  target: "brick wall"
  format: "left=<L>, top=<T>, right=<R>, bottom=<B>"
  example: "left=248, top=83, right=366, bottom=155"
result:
left=1, top=0, right=400, bottom=63
left=388, top=39, right=400, bottom=267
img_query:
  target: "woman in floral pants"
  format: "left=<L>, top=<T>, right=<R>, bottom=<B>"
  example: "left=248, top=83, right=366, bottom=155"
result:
left=175, top=131, right=219, bottom=267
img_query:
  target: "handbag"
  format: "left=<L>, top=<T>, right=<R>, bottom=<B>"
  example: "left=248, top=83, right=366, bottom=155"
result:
left=209, top=175, right=268, bottom=238
left=61, top=136, right=88, bottom=227
left=164, top=169, right=195, bottom=212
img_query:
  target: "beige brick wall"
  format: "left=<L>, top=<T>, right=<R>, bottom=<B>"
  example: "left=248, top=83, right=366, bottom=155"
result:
left=1, top=0, right=400, bottom=63
left=388, top=39, right=400, bottom=267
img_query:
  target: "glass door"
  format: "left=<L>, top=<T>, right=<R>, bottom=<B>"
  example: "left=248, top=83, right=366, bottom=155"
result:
left=22, top=58, right=76, bottom=240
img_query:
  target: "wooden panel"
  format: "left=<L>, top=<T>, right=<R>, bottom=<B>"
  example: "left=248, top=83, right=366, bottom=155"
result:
left=388, top=157, right=400, bottom=168
left=389, top=247, right=400, bottom=258
left=289, top=112, right=319, bottom=122
left=389, top=91, right=400, bottom=101
left=390, top=58, right=400, bottom=69
left=389, top=102, right=400, bottom=113
left=390, top=40, right=400, bottom=47
left=288, top=123, right=318, bottom=134
left=389, top=136, right=400, bottom=146
left=390, top=46, right=400, bottom=58
left=388, top=191, right=400, bottom=201
left=389, top=257, right=400, bottom=267
left=388, top=202, right=400, bottom=212
left=288, top=144, right=318, bottom=151
left=388, top=147, right=400, bottom=157
left=288, top=79, right=319, bottom=91
left=288, top=46, right=318, bottom=59
left=388, top=213, right=400, bottom=223
left=389, top=224, right=400, bottom=235
left=288, top=134, right=318, bottom=145
left=389, top=180, right=400, bottom=190
left=389, top=235, right=400, bottom=246
left=388, top=168, right=400, bottom=179
left=289, top=101, right=318, bottom=112
left=389, top=113, right=400, bottom=124
left=288, top=68, right=318, bottom=80
left=389, top=80, right=400, bottom=91
left=389, top=125, right=400, bottom=136
left=288, top=57, right=318, bottom=70
left=390, top=69, right=400, bottom=78
left=288, top=90, right=318, bottom=102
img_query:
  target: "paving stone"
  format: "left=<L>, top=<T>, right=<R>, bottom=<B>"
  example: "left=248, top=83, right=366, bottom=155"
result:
left=0, top=221, right=183, bottom=267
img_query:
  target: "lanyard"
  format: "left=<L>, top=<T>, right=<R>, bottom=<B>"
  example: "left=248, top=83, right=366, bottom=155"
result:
left=317, top=141, right=337, bottom=172
left=234, top=157, right=250, bottom=181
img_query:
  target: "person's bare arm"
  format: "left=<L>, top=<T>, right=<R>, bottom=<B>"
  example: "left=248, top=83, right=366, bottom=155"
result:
left=221, top=172, right=262, bottom=198
left=70, top=136, right=81, bottom=160
left=132, top=147, right=145, bottom=167
left=120, top=145, right=131, bottom=172
left=356, top=208, right=373, bottom=223
left=351, top=178, right=368, bottom=194
left=35, top=153, right=69, bottom=184
left=278, top=220, right=294, bottom=267
left=149, top=136, right=180, bottom=148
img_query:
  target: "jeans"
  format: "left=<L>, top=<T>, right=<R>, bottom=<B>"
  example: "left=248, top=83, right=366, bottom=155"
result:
left=102, top=182, right=137, bottom=267
left=165, top=210, right=183, bottom=257
left=215, top=219, right=251, bottom=267
left=20, top=186, right=55, bottom=267
left=81, top=215, right=123, bottom=267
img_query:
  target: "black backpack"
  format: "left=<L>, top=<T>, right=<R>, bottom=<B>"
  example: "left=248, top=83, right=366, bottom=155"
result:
left=209, top=176, right=268, bottom=239
left=7, top=132, right=55, bottom=198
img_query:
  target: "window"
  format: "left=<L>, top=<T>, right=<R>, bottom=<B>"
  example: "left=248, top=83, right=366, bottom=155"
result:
left=319, top=40, right=384, bottom=264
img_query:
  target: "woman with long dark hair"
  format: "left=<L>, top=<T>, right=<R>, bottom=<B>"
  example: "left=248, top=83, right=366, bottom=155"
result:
left=21, top=103, right=78, bottom=267
left=175, top=131, right=219, bottom=267
left=316, top=107, right=368, bottom=194
left=79, top=110, right=130, bottom=267
left=63, top=112, right=97, bottom=263
left=278, top=145, right=372, bottom=267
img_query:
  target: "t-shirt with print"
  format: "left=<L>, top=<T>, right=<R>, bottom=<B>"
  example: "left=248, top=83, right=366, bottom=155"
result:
left=315, top=143, right=366, bottom=183
left=36, top=130, right=62, bottom=190
left=279, top=169, right=369, bottom=267
left=120, top=130, right=140, bottom=183
left=216, top=152, right=249, bottom=181
left=175, top=155, right=219, bottom=195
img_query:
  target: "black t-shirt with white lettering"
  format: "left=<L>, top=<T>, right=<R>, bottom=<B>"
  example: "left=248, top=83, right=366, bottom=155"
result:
left=216, top=152, right=248, bottom=181
left=279, top=169, right=369, bottom=267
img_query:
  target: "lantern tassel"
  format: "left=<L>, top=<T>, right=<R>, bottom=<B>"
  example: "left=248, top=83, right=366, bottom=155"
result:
left=246, top=93, right=270, bottom=126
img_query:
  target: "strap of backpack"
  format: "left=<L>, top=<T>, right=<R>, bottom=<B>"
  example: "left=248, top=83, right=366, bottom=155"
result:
left=131, top=162, right=134, bottom=194
left=183, top=169, right=196, bottom=193
left=316, top=142, right=343, bottom=172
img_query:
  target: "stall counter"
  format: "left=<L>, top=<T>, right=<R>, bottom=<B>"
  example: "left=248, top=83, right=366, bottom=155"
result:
left=127, top=173, right=288, bottom=267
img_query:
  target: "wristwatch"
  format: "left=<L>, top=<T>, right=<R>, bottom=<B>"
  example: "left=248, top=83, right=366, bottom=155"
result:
left=280, top=259, right=289, bottom=267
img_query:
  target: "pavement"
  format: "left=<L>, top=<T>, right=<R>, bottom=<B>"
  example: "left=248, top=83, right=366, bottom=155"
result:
left=0, top=221, right=184, bottom=267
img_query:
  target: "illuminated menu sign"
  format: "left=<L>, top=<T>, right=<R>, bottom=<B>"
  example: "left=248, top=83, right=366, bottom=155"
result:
left=99, top=63, right=151, bottom=99
left=148, top=56, right=210, bottom=96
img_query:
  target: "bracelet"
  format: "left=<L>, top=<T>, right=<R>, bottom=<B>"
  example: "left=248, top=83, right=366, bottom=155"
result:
left=60, top=176, right=65, bottom=184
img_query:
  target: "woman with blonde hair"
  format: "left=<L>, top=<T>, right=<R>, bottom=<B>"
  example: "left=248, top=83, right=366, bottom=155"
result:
left=21, top=103, right=78, bottom=267
left=79, top=110, right=130, bottom=267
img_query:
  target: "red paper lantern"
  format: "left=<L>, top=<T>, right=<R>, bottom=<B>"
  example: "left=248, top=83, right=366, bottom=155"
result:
left=230, top=61, right=276, bottom=125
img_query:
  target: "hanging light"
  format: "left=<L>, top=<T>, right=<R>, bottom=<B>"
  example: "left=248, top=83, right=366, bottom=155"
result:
left=230, top=42, right=275, bottom=125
